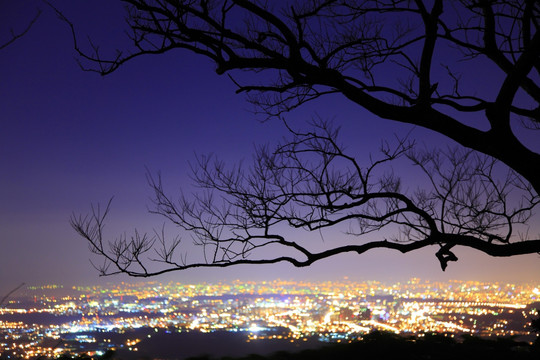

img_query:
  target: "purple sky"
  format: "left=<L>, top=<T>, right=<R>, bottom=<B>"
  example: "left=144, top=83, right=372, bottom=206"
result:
left=1, top=0, right=539, bottom=295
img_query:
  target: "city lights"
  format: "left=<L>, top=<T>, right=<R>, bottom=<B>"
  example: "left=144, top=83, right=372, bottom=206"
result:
left=1, top=278, right=538, bottom=358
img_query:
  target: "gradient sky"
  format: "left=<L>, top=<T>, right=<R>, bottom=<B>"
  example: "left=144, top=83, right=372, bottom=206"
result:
left=1, top=0, right=539, bottom=295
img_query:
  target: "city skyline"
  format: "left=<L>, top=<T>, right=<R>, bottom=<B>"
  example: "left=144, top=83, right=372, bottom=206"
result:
left=1, top=0, right=540, bottom=296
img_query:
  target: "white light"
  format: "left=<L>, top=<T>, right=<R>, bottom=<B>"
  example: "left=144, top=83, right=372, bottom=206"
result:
left=248, top=324, right=264, bottom=332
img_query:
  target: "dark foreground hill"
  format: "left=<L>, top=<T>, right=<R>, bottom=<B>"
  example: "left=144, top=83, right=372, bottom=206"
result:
left=42, top=331, right=540, bottom=360
left=184, top=332, right=539, bottom=360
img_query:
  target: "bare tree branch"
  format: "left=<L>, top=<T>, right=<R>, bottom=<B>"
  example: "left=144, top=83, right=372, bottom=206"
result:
left=0, top=9, right=41, bottom=51
left=71, top=121, right=540, bottom=275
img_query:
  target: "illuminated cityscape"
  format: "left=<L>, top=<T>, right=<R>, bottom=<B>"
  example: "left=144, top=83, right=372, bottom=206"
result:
left=1, top=278, right=539, bottom=359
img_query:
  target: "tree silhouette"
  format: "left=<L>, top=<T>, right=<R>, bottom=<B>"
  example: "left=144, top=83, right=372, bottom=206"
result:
left=67, top=1, right=540, bottom=276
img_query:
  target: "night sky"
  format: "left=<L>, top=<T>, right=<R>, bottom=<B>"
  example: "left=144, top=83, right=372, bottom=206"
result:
left=1, top=0, right=539, bottom=295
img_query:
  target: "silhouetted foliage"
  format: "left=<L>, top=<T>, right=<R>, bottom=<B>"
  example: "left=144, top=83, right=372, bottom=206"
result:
left=66, top=1, right=540, bottom=275
left=531, top=310, right=540, bottom=333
